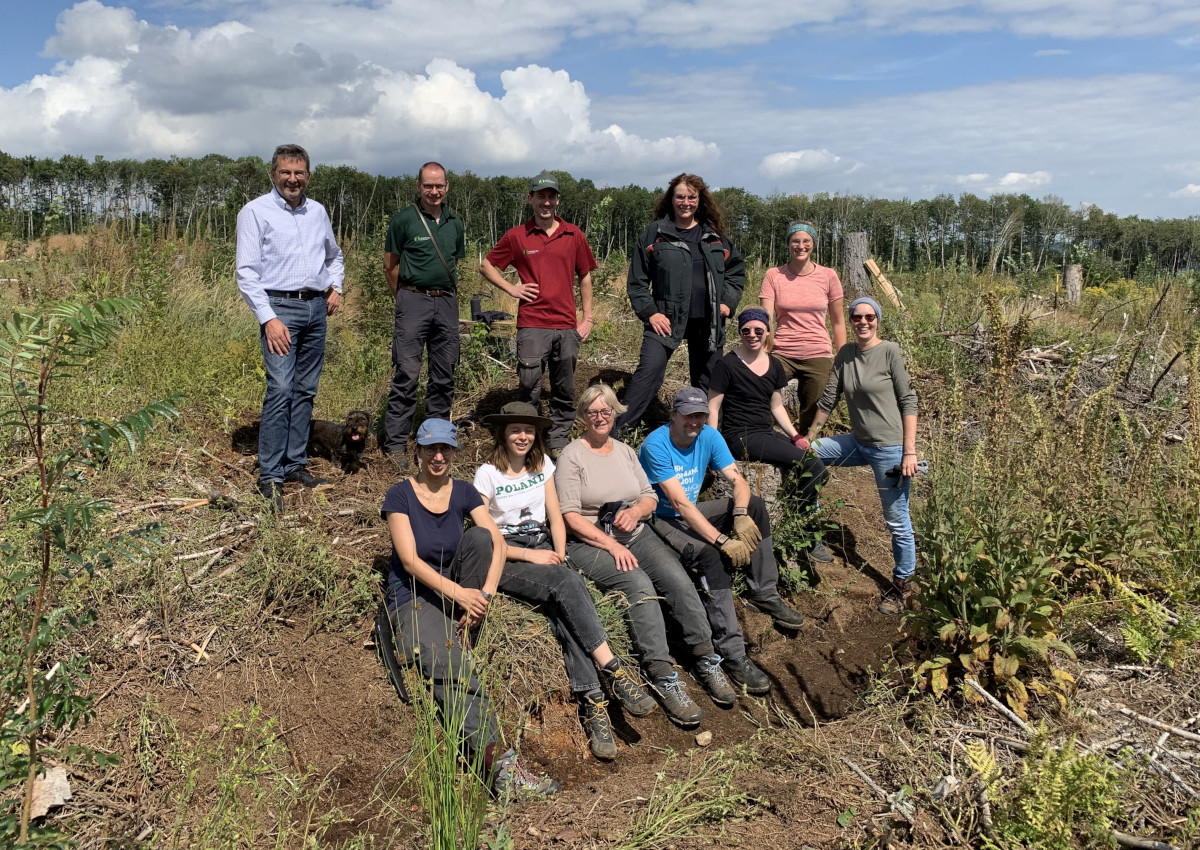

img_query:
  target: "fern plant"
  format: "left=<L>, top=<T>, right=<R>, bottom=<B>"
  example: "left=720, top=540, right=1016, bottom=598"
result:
left=0, top=299, right=179, bottom=845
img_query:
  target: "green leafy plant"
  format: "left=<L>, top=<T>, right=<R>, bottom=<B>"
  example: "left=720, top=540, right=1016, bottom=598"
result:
left=910, top=448, right=1075, bottom=717
left=971, top=738, right=1128, bottom=850
left=0, top=298, right=178, bottom=845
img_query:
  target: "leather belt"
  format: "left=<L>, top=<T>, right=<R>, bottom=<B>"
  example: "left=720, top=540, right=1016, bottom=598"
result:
left=264, top=288, right=326, bottom=301
left=399, top=285, right=454, bottom=297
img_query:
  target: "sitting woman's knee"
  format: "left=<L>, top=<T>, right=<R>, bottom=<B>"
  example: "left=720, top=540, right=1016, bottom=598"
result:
left=460, top=525, right=494, bottom=553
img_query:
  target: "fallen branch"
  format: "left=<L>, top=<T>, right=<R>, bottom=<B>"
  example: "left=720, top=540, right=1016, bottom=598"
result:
left=0, top=458, right=38, bottom=478
left=1141, top=350, right=1185, bottom=404
left=841, top=757, right=888, bottom=799
left=199, top=521, right=258, bottom=543
left=195, top=627, right=218, bottom=664
left=114, top=498, right=200, bottom=517
left=1111, top=830, right=1180, bottom=850
left=173, top=547, right=228, bottom=563
left=1111, top=705, right=1200, bottom=744
left=198, top=446, right=254, bottom=478
left=1146, top=758, right=1200, bottom=800
left=977, top=779, right=994, bottom=835
left=965, top=678, right=1033, bottom=736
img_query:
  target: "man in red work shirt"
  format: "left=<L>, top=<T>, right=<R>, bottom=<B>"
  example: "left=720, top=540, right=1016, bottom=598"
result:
left=480, top=172, right=597, bottom=455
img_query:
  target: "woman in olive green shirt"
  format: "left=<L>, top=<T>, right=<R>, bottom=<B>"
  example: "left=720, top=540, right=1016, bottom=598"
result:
left=798, top=297, right=917, bottom=615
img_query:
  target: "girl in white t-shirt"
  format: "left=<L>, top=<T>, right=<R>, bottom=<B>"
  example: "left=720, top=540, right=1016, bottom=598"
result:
left=473, top=402, right=655, bottom=760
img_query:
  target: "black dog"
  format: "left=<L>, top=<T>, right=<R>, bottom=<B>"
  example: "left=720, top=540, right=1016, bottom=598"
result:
left=308, top=410, right=371, bottom=474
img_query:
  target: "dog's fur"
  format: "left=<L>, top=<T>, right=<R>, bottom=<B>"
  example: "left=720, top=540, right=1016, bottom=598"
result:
left=308, top=410, right=371, bottom=474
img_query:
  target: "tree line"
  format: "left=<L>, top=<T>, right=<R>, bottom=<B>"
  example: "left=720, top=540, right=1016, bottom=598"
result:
left=2, top=150, right=1197, bottom=282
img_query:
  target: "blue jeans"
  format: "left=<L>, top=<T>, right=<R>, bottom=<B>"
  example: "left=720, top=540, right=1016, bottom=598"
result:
left=811, top=434, right=915, bottom=582
left=259, top=295, right=327, bottom=483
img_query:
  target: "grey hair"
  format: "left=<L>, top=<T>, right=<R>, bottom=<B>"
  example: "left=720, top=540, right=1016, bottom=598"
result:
left=575, top=383, right=625, bottom=424
left=271, top=144, right=310, bottom=172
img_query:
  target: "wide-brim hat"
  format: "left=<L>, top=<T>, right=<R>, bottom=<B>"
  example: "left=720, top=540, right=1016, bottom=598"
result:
left=483, top=401, right=552, bottom=430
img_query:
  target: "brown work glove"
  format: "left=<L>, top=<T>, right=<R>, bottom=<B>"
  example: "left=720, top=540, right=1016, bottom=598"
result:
left=719, top=536, right=753, bottom=567
left=732, top=514, right=763, bottom=550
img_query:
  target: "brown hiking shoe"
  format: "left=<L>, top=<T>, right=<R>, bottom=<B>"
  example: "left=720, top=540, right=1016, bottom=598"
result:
left=878, top=579, right=911, bottom=616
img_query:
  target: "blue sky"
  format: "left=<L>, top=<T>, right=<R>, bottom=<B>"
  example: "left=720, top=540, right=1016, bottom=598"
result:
left=2, top=0, right=1200, bottom=217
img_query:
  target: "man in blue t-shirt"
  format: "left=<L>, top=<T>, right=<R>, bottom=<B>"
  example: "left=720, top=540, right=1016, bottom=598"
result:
left=639, top=387, right=805, bottom=696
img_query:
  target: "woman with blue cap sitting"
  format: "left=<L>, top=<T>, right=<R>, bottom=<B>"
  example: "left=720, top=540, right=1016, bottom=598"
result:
left=380, top=417, right=559, bottom=799
left=705, top=307, right=830, bottom=563
left=797, top=298, right=919, bottom=615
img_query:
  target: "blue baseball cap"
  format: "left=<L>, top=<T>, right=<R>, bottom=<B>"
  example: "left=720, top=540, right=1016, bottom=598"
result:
left=415, top=418, right=458, bottom=448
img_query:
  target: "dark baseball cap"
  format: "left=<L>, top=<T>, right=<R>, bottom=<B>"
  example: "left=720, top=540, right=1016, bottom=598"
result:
left=672, top=387, right=709, bottom=416
left=529, top=171, right=560, bottom=193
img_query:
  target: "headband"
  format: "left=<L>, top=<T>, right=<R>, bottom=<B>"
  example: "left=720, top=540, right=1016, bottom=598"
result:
left=738, top=307, right=770, bottom=329
left=787, top=222, right=818, bottom=240
left=849, top=297, right=882, bottom=318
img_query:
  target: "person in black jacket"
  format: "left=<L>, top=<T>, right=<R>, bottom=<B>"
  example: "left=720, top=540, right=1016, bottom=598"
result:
left=615, top=174, right=745, bottom=435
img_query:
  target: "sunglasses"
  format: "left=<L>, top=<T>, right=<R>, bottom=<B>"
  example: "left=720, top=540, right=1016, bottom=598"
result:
left=739, top=327, right=766, bottom=337
left=850, top=313, right=878, bottom=322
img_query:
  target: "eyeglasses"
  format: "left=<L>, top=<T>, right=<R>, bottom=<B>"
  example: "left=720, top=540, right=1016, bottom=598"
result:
left=739, top=327, right=766, bottom=337
left=850, top=314, right=878, bottom=323
left=585, top=407, right=614, bottom=420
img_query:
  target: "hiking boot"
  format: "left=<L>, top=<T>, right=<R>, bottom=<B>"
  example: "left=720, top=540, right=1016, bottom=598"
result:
left=284, top=467, right=330, bottom=489
left=601, top=662, right=656, bottom=717
left=490, top=750, right=561, bottom=800
left=807, top=540, right=835, bottom=564
left=692, top=655, right=738, bottom=707
left=878, top=579, right=911, bottom=616
left=580, top=693, right=618, bottom=760
left=722, top=656, right=770, bottom=696
left=649, top=672, right=704, bottom=727
left=256, top=480, right=284, bottom=514
left=744, top=595, right=805, bottom=630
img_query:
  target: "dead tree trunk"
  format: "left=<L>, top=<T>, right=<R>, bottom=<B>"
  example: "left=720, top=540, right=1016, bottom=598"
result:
left=842, top=232, right=872, bottom=301
left=1064, top=264, right=1082, bottom=305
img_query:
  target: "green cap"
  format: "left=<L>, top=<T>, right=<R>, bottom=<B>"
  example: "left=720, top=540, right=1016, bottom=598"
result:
left=529, top=171, right=560, bottom=193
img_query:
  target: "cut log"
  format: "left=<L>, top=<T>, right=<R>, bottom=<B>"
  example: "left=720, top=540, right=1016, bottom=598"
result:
left=1064, top=264, right=1083, bottom=305
left=842, top=232, right=872, bottom=301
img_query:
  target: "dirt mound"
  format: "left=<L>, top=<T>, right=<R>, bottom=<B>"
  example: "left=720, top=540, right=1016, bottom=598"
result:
left=70, top=371, right=902, bottom=844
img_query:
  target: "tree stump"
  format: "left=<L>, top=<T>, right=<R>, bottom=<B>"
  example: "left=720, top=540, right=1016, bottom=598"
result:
left=1064, top=264, right=1082, bottom=305
left=842, top=232, right=872, bottom=301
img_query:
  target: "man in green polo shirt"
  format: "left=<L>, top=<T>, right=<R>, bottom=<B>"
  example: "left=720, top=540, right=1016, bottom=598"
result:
left=382, top=162, right=466, bottom=463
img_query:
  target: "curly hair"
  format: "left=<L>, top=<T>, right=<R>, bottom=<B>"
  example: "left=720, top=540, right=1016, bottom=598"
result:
left=653, top=173, right=726, bottom=238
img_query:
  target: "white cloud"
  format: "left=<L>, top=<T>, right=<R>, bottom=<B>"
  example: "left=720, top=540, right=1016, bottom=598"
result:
left=0, top=2, right=716, bottom=182
left=759, top=149, right=848, bottom=179
left=956, top=171, right=1053, bottom=193
left=1034, top=48, right=1070, bottom=57
left=1169, top=184, right=1200, bottom=198
left=602, top=70, right=1200, bottom=215
left=129, top=0, right=1200, bottom=64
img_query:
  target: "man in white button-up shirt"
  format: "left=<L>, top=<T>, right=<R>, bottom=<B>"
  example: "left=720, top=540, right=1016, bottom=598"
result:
left=236, top=144, right=344, bottom=510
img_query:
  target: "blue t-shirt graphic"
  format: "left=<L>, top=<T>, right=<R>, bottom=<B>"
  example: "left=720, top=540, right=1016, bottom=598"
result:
left=638, top=424, right=735, bottom=520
